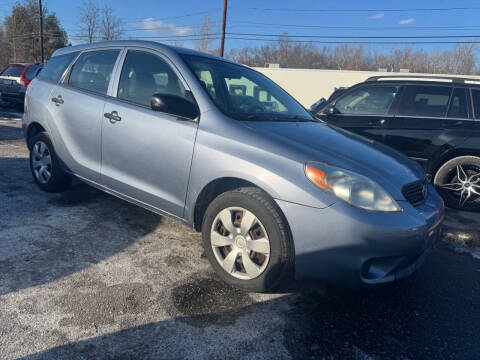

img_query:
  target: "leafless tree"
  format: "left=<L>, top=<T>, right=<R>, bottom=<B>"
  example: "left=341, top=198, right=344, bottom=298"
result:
left=78, top=0, right=99, bottom=43
left=196, top=14, right=215, bottom=53
left=228, top=39, right=479, bottom=75
left=100, top=5, right=122, bottom=41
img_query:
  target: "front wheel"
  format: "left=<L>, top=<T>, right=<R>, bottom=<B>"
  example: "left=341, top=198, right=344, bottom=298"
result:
left=434, top=156, right=480, bottom=212
left=29, top=132, right=71, bottom=192
left=202, top=187, right=294, bottom=292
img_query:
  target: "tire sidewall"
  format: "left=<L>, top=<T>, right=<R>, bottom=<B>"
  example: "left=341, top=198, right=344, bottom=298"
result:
left=434, top=156, right=480, bottom=211
left=202, top=189, right=290, bottom=292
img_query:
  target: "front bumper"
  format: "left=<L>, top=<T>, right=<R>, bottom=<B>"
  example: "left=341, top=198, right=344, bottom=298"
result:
left=276, top=183, right=445, bottom=287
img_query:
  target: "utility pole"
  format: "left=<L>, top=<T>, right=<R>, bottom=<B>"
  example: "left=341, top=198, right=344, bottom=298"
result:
left=39, top=0, right=44, bottom=63
left=219, top=0, right=227, bottom=57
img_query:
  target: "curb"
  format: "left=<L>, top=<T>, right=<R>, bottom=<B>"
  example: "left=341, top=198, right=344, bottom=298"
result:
left=441, top=209, right=480, bottom=250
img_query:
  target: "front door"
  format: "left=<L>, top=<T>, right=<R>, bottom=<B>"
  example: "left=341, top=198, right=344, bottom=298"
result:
left=101, top=49, right=198, bottom=218
left=319, top=84, right=400, bottom=143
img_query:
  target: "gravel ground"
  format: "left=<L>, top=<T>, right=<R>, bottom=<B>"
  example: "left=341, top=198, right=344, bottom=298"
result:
left=1, top=119, right=479, bottom=360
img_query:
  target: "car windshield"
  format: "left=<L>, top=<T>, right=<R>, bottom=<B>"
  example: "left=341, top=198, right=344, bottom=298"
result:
left=181, top=54, right=314, bottom=122
left=1, top=64, right=25, bottom=77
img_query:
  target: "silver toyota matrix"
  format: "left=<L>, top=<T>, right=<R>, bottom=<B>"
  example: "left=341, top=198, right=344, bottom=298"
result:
left=23, top=41, right=444, bottom=292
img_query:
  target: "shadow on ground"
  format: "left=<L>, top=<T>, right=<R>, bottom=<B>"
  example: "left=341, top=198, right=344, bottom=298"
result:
left=0, top=157, right=162, bottom=296
left=0, top=123, right=23, bottom=141
left=19, top=245, right=480, bottom=360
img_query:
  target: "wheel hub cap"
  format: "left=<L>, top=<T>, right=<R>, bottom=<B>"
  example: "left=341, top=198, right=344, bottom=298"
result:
left=210, top=207, right=271, bottom=280
left=234, top=236, right=247, bottom=249
left=31, top=141, right=52, bottom=184
left=439, top=164, right=480, bottom=207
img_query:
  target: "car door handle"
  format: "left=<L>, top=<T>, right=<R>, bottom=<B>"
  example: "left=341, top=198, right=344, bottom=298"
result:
left=51, top=95, right=64, bottom=106
left=104, top=111, right=121, bottom=123
left=368, top=119, right=386, bottom=125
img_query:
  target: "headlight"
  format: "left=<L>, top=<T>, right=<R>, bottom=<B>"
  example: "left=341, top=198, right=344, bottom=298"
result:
left=305, top=162, right=402, bottom=212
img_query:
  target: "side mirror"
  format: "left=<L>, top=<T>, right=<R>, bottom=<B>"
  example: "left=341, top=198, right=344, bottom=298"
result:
left=310, top=98, right=326, bottom=113
left=151, top=93, right=199, bottom=120
left=325, top=105, right=338, bottom=116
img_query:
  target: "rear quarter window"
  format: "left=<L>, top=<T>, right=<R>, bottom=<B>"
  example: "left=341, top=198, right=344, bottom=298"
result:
left=37, top=52, right=79, bottom=83
left=471, top=89, right=480, bottom=119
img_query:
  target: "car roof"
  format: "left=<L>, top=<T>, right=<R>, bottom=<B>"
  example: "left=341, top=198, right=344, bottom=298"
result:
left=52, top=40, right=236, bottom=65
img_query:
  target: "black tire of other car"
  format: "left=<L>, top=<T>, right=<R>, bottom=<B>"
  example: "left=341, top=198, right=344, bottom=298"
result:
left=29, top=132, right=71, bottom=192
left=202, top=187, right=294, bottom=292
left=434, top=156, right=480, bottom=212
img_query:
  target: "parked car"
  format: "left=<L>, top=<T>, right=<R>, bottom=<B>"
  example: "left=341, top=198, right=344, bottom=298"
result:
left=0, top=63, right=43, bottom=109
left=22, top=41, right=444, bottom=291
left=313, top=75, right=480, bottom=212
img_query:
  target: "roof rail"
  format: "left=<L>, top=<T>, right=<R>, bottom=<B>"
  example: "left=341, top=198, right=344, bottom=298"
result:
left=365, top=75, right=479, bottom=84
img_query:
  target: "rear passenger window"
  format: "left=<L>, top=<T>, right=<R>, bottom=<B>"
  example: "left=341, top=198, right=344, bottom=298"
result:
left=68, top=50, right=119, bottom=95
left=471, top=89, right=480, bottom=119
left=398, top=85, right=451, bottom=117
left=117, top=50, right=187, bottom=107
left=447, top=88, right=468, bottom=119
left=334, top=85, right=399, bottom=115
left=37, top=52, right=78, bottom=82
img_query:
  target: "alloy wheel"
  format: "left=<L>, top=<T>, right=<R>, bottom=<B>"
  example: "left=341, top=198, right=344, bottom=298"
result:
left=210, top=207, right=271, bottom=280
left=439, top=164, right=480, bottom=207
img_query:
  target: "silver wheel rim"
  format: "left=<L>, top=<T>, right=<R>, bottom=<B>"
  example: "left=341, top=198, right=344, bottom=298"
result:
left=31, top=141, right=52, bottom=184
left=439, top=164, right=480, bottom=207
left=210, top=207, right=271, bottom=280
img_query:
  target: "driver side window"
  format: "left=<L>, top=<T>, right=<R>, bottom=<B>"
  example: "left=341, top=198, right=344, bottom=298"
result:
left=335, top=85, right=399, bottom=115
left=117, top=50, right=187, bottom=108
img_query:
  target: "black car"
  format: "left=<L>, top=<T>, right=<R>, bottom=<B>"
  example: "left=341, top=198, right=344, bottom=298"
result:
left=314, top=75, right=480, bottom=212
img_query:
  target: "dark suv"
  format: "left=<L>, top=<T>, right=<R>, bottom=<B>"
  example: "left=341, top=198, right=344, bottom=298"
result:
left=314, top=75, right=480, bottom=212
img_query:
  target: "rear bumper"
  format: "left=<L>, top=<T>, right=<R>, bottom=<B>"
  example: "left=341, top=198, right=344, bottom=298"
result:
left=1, top=92, right=25, bottom=104
left=276, top=183, right=445, bottom=287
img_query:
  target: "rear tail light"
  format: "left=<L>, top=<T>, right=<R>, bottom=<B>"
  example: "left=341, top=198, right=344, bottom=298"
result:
left=20, top=65, right=32, bottom=86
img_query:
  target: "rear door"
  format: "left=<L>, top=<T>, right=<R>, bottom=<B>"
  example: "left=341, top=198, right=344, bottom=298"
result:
left=387, top=84, right=470, bottom=166
left=48, top=48, right=121, bottom=182
left=101, top=48, right=199, bottom=217
left=318, top=84, right=400, bottom=143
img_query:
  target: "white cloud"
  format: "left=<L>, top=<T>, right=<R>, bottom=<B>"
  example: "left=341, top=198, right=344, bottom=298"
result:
left=399, top=18, right=416, bottom=25
left=371, top=13, right=384, bottom=20
left=142, top=18, right=191, bottom=36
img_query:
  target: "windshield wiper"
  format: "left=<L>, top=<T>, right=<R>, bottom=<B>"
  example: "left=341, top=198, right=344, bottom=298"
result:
left=286, top=115, right=320, bottom=122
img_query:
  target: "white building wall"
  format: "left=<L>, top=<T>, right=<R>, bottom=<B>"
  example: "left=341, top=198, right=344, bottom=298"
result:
left=254, top=67, right=480, bottom=108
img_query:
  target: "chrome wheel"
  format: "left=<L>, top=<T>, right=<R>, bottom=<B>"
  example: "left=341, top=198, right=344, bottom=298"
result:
left=439, top=164, right=480, bottom=207
left=210, top=207, right=271, bottom=280
left=31, top=140, right=52, bottom=184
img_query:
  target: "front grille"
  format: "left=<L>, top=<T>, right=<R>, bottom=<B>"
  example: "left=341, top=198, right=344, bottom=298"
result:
left=402, top=178, right=427, bottom=206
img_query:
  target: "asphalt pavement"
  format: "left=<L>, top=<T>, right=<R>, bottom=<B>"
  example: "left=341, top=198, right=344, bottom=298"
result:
left=1, top=117, right=479, bottom=360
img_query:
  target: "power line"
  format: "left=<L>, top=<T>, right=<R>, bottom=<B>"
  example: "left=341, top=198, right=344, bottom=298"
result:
left=227, top=21, right=480, bottom=31
left=229, top=6, right=480, bottom=13
left=226, top=32, right=480, bottom=39
left=224, top=36, right=480, bottom=45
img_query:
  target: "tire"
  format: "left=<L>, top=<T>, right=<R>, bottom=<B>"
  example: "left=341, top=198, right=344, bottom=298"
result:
left=202, top=187, right=294, bottom=292
left=434, top=156, right=480, bottom=212
left=29, top=132, right=71, bottom=192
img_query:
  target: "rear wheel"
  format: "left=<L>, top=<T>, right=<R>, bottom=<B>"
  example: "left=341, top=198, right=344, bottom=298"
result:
left=434, top=156, right=480, bottom=212
left=29, top=132, right=71, bottom=192
left=202, top=187, right=294, bottom=292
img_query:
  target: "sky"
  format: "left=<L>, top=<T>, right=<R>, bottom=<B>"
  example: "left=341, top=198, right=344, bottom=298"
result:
left=3, top=0, right=480, bottom=53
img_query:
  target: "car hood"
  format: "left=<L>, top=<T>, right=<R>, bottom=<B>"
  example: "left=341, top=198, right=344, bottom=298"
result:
left=242, top=120, right=425, bottom=200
